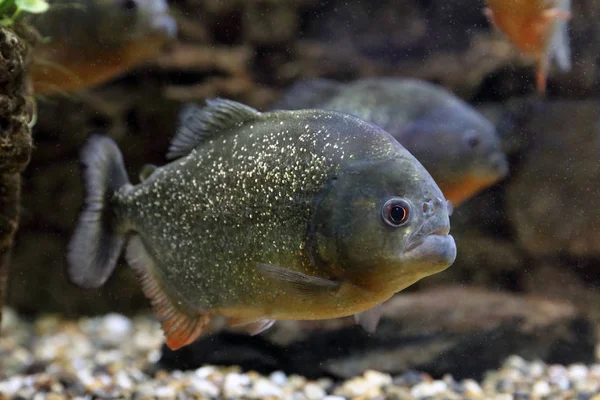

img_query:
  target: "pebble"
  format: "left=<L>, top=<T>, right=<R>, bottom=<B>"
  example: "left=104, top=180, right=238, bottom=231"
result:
left=270, top=371, right=288, bottom=386
left=304, top=382, right=326, bottom=400
left=224, top=372, right=251, bottom=398
left=155, top=385, right=176, bottom=398
left=195, top=365, right=218, bottom=379
left=250, top=377, right=284, bottom=398
left=464, top=379, right=485, bottom=398
left=532, top=380, right=551, bottom=397
left=568, top=364, right=589, bottom=381
left=99, top=313, right=132, bottom=344
left=364, top=369, right=392, bottom=387
left=2, top=307, right=600, bottom=399
left=410, top=380, right=448, bottom=398
left=191, top=377, right=220, bottom=398
left=335, top=377, right=371, bottom=397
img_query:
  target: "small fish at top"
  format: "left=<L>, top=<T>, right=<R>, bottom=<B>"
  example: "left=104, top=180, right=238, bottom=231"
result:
left=484, top=0, right=571, bottom=94
left=25, top=0, right=177, bottom=95
left=67, top=99, right=456, bottom=350
left=273, top=78, right=509, bottom=207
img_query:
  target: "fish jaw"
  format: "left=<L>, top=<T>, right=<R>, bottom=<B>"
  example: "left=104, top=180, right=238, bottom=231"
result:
left=439, top=175, right=501, bottom=206
left=360, top=221, right=456, bottom=294
left=439, top=151, right=508, bottom=205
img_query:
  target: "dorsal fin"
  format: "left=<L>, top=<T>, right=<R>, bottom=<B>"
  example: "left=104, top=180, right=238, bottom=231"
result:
left=167, top=98, right=261, bottom=160
left=138, top=164, right=157, bottom=182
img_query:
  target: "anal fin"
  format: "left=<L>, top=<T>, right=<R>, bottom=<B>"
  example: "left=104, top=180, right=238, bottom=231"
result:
left=126, top=235, right=210, bottom=350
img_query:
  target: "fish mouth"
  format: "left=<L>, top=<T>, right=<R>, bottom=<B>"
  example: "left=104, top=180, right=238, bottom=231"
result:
left=404, top=225, right=450, bottom=252
left=151, top=14, right=178, bottom=38
left=401, top=225, right=456, bottom=273
left=486, top=151, right=509, bottom=178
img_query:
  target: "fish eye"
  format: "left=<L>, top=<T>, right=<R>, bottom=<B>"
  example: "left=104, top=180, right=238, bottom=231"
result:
left=121, top=0, right=137, bottom=11
left=381, top=198, right=411, bottom=227
left=465, top=134, right=481, bottom=149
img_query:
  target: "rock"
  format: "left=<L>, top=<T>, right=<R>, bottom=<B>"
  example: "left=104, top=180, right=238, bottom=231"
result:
left=304, top=382, right=326, bottom=400
left=523, top=265, right=600, bottom=327
left=159, top=286, right=596, bottom=381
left=0, top=26, right=32, bottom=336
left=506, top=101, right=600, bottom=258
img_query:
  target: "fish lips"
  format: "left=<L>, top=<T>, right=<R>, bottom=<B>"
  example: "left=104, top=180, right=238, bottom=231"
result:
left=400, top=227, right=457, bottom=274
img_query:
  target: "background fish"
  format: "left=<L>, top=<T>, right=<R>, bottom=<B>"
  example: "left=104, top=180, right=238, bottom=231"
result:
left=26, top=0, right=177, bottom=94
left=484, top=0, right=571, bottom=93
left=67, top=99, right=456, bottom=350
left=273, top=78, right=508, bottom=207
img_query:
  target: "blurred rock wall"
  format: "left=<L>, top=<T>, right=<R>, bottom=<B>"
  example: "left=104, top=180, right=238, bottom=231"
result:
left=8, top=0, right=600, bottom=317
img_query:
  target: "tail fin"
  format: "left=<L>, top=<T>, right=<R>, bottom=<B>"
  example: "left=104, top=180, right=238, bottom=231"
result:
left=549, top=0, right=572, bottom=71
left=67, top=135, right=131, bottom=289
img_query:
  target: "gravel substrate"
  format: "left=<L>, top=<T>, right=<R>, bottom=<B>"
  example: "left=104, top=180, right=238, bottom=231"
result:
left=1, top=308, right=600, bottom=399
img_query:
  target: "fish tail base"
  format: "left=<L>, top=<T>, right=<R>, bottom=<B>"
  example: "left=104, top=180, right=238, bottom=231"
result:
left=67, top=135, right=130, bottom=288
left=126, top=235, right=210, bottom=350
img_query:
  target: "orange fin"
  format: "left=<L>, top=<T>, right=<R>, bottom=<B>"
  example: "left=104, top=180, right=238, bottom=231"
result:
left=126, top=235, right=210, bottom=350
left=536, top=65, right=548, bottom=95
left=483, top=7, right=496, bottom=27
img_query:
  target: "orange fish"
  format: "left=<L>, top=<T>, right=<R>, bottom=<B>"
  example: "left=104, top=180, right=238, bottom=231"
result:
left=485, top=0, right=571, bottom=93
left=26, top=0, right=177, bottom=94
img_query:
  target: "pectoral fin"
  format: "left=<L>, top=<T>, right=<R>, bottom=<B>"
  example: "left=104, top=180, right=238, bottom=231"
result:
left=257, top=263, right=340, bottom=294
left=354, top=303, right=383, bottom=333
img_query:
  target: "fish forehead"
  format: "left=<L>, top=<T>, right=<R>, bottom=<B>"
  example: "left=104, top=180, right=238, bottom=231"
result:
left=325, top=80, right=497, bottom=147
left=383, top=156, right=443, bottom=201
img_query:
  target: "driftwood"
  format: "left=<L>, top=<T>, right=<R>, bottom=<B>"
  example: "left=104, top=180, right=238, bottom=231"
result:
left=0, top=27, right=32, bottom=327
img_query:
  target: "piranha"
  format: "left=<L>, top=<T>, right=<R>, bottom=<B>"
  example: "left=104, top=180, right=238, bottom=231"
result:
left=26, top=0, right=177, bottom=94
left=484, top=0, right=571, bottom=94
left=273, top=78, right=508, bottom=207
left=67, top=99, right=456, bottom=350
